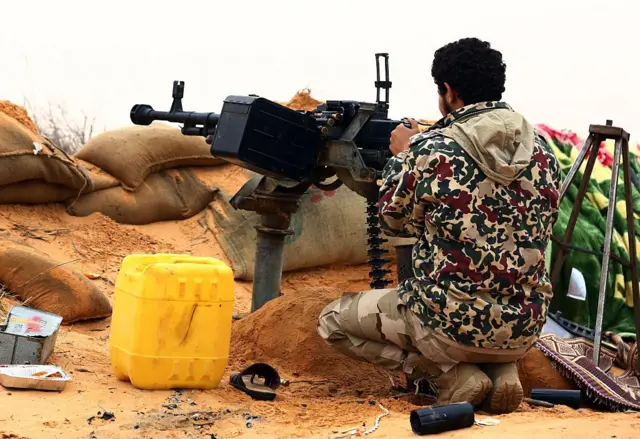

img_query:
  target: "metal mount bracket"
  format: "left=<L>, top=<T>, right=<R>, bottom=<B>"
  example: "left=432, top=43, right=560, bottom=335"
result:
left=231, top=176, right=311, bottom=312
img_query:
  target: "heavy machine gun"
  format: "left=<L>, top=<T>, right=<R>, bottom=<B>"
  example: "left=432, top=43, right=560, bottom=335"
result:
left=130, top=53, right=411, bottom=311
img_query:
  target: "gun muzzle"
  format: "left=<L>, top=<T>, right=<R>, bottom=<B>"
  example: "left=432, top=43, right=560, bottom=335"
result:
left=130, top=104, right=156, bottom=125
left=129, top=104, right=221, bottom=136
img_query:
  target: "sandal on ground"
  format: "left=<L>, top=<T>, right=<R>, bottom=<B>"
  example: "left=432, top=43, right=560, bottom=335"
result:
left=229, top=363, right=281, bottom=401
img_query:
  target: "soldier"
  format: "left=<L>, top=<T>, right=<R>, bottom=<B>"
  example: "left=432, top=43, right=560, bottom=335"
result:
left=317, top=37, right=562, bottom=413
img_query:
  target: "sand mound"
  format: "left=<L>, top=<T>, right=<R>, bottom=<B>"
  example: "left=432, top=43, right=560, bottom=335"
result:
left=517, top=346, right=577, bottom=396
left=281, top=89, right=322, bottom=111
left=228, top=283, right=578, bottom=400
left=229, top=287, right=402, bottom=396
left=0, top=101, right=38, bottom=135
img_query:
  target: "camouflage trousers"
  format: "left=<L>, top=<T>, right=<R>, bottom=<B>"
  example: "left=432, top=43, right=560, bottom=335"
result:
left=317, top=288, right=527, bottom=377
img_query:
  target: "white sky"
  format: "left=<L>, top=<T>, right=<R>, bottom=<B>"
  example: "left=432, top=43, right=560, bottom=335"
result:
left=1, top=0, right=638, bottom=141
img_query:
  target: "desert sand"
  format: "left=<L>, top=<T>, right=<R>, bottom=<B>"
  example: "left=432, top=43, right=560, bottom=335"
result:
left=0, top=203, right=638, bottom=439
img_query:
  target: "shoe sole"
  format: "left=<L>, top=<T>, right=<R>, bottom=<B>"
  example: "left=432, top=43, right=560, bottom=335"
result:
left=488, top=381, right=524, bottom=414
left=408, top=394, right=437, bottom=406
left=449, top=377, right=493, bottom=407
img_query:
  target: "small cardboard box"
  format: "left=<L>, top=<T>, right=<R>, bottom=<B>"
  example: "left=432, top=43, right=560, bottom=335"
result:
left=0, top=306, right=63, bottom=365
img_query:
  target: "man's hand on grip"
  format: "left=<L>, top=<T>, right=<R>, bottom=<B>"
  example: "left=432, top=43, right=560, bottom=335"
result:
left=390, top=119, right=419, bottom=156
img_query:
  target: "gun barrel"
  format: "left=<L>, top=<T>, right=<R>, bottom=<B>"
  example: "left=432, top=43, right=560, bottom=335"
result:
left=130, top=104, right=220, bottom=136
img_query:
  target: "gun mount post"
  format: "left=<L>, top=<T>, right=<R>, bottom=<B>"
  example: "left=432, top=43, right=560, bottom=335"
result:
left=252, top=216, right=291, bottom=312
left=230, top=176, right=310, bottom=312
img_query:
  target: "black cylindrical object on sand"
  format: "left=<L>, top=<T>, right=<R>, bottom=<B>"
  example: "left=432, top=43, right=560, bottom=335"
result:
left=410, top=402, right=475, bottom=435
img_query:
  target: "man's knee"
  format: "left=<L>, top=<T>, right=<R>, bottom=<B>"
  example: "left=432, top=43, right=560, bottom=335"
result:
left=317, top=289, right=400, bottom=344
left=317, top=296, right=344, bottom=342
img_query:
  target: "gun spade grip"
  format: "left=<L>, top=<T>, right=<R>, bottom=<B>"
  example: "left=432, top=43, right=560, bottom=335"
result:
left=410, top=402, right=475, bottom=435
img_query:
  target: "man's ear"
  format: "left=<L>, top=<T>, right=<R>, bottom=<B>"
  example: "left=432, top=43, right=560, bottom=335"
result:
left=444, top=82, right=455, bottom=105
left=444, top=82, right=464, bottom=108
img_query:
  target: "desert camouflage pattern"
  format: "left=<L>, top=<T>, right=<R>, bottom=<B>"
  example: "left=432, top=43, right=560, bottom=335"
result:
left=317, top=288, right=526, bottom=376
left=378, top=101, right=562, bottom=350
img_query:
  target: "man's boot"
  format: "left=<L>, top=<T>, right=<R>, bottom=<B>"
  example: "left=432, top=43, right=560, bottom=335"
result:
left=433, top=363, right=493, bottom=407
left=480, top=362, right=524, bottom=414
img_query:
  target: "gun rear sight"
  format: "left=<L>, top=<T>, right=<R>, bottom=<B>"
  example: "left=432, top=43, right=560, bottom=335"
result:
left=374, top=53, right=391, bottom=111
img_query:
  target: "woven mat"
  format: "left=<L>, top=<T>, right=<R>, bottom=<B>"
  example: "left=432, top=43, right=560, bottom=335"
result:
left=535, top=334, right=640, bottom=411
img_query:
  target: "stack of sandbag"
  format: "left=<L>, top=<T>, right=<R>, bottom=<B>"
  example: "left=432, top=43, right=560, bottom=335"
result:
left=0, top=112, right=93, bottom=204
left=66, top=123, right=226, bottom=224
left=0, top=107, right=125, bottom=204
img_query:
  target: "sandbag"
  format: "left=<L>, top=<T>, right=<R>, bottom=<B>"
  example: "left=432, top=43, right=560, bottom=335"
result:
left=66, top=167, right=218, bottom=225
left=76, top=159, right=120, bottom=192
left=0, top=113, right=89, bottom=190
left=74, top=123, right=225, bottom=191
left=0, top=240, right=112, bottom=324
left=0, top=160, right=120, bottom=205
left=190, top=163, right=258, bottom=196
left=0, top=181, right=78, bottom=204
left=208, top=183, right=412, bottom=280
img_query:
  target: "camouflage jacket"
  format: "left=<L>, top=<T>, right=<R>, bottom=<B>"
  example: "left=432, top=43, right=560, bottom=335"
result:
left=379, top=101, right=562, bottom=350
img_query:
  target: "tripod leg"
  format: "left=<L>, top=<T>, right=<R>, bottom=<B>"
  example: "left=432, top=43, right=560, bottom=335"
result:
left=621, top=139, right=640, bottom=370
left=559, top=135, right=597, bottom=200
left=551, top=136, right=600, bottom=288
left=593, top=140, right=623, bottom=366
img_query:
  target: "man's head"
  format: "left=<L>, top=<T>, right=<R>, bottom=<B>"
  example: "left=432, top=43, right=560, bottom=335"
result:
left=431, top=38, right=506, bottom=117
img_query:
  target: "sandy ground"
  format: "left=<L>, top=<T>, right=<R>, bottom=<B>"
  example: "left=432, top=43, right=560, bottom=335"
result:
left=0, top=204, right=638, bottom=439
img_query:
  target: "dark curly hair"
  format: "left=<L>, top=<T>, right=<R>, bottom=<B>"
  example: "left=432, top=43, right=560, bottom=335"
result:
left=431, top=38, right=506, bottom=104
